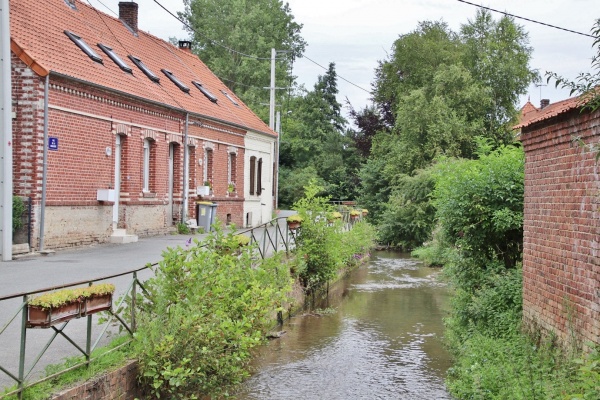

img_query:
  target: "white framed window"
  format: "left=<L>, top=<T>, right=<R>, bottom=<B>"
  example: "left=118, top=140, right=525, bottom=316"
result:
left=143, top=138, right=151, bottom=192
left=203, top=148, right=213, bottom=187
left=249, top=156, right=256, bottom=195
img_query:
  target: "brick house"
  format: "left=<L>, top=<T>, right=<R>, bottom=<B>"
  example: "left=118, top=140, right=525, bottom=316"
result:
left=517, top=97, right=600, bottom=348
left=9, top=0, right=277, bottom=250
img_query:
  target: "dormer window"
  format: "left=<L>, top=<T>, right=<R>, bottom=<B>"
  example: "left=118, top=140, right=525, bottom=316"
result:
left=221, top=90, right=239, bottom=106
left=98, top=44, right=132, bottom=73
left=64, top=0, right=77, bottom=10
left=193, top=81, right=217, bottom=103
left=128, top=55, right=159, bottom=82
left=162, top=69, right=190, bottom=93
left=64, top=31, right=102, bottom=63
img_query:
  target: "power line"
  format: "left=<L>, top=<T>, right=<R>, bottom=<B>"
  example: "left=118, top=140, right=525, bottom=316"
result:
left=300, top=54, right=372, bottom=95
left=152, top=0, right=373, bottom=98
left=457, top=0, right=597, bottom=39
left=90, top=0, right=117, bottom=16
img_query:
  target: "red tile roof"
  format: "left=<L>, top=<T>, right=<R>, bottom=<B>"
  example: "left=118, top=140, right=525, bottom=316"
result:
left=9, top=0, right=275, bottom=137
left=515, top=96, right=586, bottom=129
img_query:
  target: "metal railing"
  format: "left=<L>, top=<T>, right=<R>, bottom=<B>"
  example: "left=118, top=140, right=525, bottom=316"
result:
left=0, top=268, right=152, bottom=399
left=0, top=216, right=309, bottom=398
left=0, top=214, right=363, bottom=398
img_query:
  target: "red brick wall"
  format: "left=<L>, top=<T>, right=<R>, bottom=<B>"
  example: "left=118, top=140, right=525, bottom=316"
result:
left=11, top=54, right=45, bottom=244
left=520, top=108, right=600, bottom=348
left=51, top=360, right=141, bottom=400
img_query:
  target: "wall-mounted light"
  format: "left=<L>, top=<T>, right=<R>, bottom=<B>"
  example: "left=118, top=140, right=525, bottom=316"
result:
left=105, top=147, right=112, bottom=156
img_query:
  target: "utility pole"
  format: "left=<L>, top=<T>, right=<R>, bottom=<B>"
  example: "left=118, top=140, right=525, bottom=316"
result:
left=275, top=111, right=280, bottom=209
left=0, top=0, right=13, bottom=261
left=269, top=48, right=276, bottom=130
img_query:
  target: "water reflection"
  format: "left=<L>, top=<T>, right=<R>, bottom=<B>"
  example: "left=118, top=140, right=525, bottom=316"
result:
left=234, top=251, right=452, bottom=399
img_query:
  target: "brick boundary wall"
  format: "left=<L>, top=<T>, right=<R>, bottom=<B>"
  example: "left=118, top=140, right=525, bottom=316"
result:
left=50, top=360, right=141, bottom=400
left=520, top=107, right=600, bottom=349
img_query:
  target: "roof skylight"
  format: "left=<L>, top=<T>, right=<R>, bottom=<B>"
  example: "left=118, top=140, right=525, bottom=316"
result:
left=128, top=56, right=160, bottom=82
left=98, top=44, right=132, bottom=73
left=192, top=81, right=218, bottom=103
left=162, top=69, right=190, bottom=93
left=221, top=90, right=239, bottom=106
left=64, top=31, right=102, bottom=63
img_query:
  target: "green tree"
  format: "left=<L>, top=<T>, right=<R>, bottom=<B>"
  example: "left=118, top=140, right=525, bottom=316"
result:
left=279, top=64, right=361, bottom=205
left=372, top=21, right=463, bottom=127
left=377, top=169, right=436, bottom=250
left=361, top=13, right=536, bottom=226
left=181, top=0, right=306, bottom=111
left=460, top=9, right=539, bottom=140
left=547, top=18, right=600, bottom=112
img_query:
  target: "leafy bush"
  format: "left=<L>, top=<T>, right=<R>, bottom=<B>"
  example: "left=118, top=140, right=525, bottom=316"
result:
left=12, top=196, right=26, bottom=233
left=133, top=227, right=291, bottom=398
left=290, top=180, right=375, bottom=291
left=176, top=222, right=191, bottom=234
left=447, top=332, right=600, bottom=400
left=431, top=143, right=524, bottom=268
left=377, top=169, right=436, bottom=250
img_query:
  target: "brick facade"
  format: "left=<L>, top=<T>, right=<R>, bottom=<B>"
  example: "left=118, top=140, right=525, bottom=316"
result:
left=520, top=107, right=600, bottom=348
left=9, top=0, right=277, bottom=251
left=11, top=58, right=248, bottom=249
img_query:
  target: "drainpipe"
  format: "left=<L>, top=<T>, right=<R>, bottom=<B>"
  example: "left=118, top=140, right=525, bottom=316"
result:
left=182, top=113, right=189, bottom=224
left=112, top=134, right=121, bottom=230
left=39, top=75, right=49, bottom=252
left=275, top=111, right=280, bottom=210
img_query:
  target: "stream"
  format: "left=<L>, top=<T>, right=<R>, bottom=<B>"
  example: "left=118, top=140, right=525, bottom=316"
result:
left=234, top=250, right=453, bottom=399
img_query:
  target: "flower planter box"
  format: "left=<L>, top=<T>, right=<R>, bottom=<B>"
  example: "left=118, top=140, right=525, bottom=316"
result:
left=82, top=293, right=113, bottom=316
left=27, top=284, right=115, bottom=329
left=287, top=221, right=301, bottom=230
left=27, top=302, right=82, bottom=328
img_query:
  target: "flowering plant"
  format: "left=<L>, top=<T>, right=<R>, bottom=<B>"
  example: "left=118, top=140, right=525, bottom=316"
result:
left=286, top=214, right=303, bottom=223
left=227, top=182, right=236, bottom=193
left=203, top=179, right=212, bottom=189
left=29, top=283, right=115, bottom=310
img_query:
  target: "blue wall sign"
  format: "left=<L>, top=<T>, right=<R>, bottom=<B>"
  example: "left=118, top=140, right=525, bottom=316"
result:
left=48, top=137, right=58, bottom=151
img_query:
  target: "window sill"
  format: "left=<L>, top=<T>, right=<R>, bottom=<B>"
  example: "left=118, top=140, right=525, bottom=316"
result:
left=142, top=192, right=157, bottom=198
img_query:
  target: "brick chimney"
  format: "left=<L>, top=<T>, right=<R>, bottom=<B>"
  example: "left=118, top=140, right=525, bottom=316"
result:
left=178, top=41, right=193, bottom=53
left=119, top=2, right=138, bottom=33
left=540, top=99, right=550, bottom=109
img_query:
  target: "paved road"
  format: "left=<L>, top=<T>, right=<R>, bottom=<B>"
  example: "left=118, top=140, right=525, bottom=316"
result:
left=0, top=211, right=297, bottom=391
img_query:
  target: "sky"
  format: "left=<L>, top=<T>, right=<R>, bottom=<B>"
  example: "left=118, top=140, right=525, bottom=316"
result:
left=89, top=0, right=599, bottom=120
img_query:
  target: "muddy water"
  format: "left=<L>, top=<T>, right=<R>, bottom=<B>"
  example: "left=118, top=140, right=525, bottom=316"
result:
left=234, top=251, right=453, bottom=399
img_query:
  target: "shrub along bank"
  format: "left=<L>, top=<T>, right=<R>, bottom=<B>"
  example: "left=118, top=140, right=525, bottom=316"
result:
left=413, top=143, right=600, bottom=399
left=287, top=181, right=376, bottom=292
left=133, top=184, right=375, bottom=399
